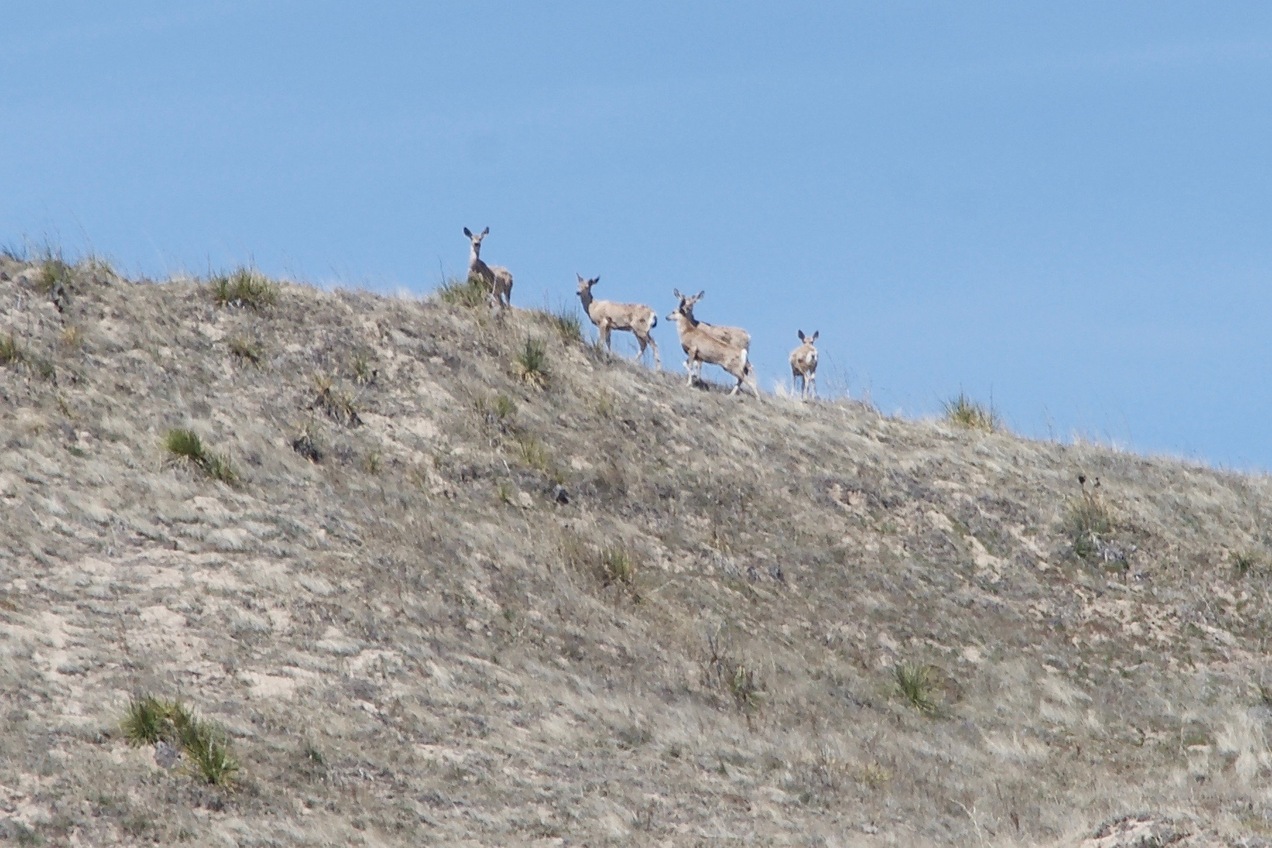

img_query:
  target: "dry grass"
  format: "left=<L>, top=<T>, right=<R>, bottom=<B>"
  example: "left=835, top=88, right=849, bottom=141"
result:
left=943, top=391, right=1002, bottom=431
left=209, top=266, right=279, bottom=310
left=2, top=256, right=1271, bottom=845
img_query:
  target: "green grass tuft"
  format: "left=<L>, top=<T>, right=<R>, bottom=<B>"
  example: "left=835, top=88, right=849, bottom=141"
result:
left=164, top=428, right=238, bottom=484
left=209, top=267, right=279, bottom=310
left=120, top=695, right=239, bottom=788
left=893, top=661, right=941, bottom=716
left=942, top=393, right=1001, bottom=431
left=0, top=333, right=23, bottom=366
left=438, top=275, right=490, bottom=309
left=121, top=694, right=176, bottom=746
left=513, top=337, right=550, bottom=387
left=544, top=304, right=584, bottom=344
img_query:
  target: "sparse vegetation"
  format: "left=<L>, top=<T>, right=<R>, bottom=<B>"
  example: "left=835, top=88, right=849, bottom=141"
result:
left=120, top=693, right=174, bottom=746
left=544, top=304, right=584, bottom=345
left=515, top=434, right=554, bottom=475
left=942, top=392, right=1001, bottom=431
left=475, top=393, right=517, bottom=431
left=437, top=275, right=489, bottom=309
left=313, top=374, right=361, bottom=426
left=59, top=324, right=84, bottom=350
left=163, top=428, right=238, bottom=484
left=0, top=333, right=22, bottom=366
left=37, top=256, right=73, bottom=295
left=3, top=263, right=1272, bottom=845
left=1064, top=478, right=1116, bottom=562
left=1232, top=549, right=1263, bottom=577
left=120, top=695, right=239, bottom=788
left=893, top=660, right=941, bottom=716
left=227, top=335, right=264, bottom=366
left=512, top=337, right=549, bottom=387
left=596, top=545, right=637, bottom=590
left=704, top=629, right=764, bottom=717
left=351, top=350, right=376, bottom=384
left=209, top=267, right=279, bottom=310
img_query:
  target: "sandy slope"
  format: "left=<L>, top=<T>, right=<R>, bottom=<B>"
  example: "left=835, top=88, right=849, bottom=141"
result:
left=2, top=256, right=1272, bottom=846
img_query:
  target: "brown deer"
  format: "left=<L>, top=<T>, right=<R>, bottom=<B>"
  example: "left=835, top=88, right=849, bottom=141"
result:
left=463, top=226, right=514, bottom=309
left=576, top=275, right=660, bottom=368
left=666, top=294, right=757, bottom=396
left=789, top=330, right=819, bottom=400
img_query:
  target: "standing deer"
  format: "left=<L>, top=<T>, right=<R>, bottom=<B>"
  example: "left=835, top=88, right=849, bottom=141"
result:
left=672, top=289, right=750, bottom=350
left=463, top=226, right=514, bottom=309
left=789, top=330, right=819, bottom=400
left=576, top=275, right=660, bottom=368
left=666, top=295, right=758, bottom=396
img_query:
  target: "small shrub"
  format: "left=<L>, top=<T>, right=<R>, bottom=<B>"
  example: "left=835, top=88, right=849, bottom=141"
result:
left=438, top=275, right=489, bottom=309
left=1, top=242, right=27, bottom=261
left=893, top=661, right=941, bottom=716
left=164, top=428, right=238, bottom=484
left=209, top=267, right=279, bottom=310
left=513, top=337, right=549, bottom=387
left=942, top=393, right=1000, bottom=431
left=227, top=336, right=263, bottom=366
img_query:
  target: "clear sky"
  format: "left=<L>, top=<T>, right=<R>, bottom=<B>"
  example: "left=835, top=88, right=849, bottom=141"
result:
left=6, top=3, right=1272, bottom=470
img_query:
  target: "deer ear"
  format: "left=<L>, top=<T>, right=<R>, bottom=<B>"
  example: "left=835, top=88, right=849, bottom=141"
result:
left=695, top=290, right=705, bottom=300
left=673, top=288, right=683, bottom=298
left=577, top=273, right=585, bottom=282
left=812, top=331, right=819, bottom=342
left=482, top=226, right=490, bottom=236
left=593, top=276, right=600, bottom=284
left=463, top=227, right=473, bottom=238
left=798, top=330, right=805, bottom=341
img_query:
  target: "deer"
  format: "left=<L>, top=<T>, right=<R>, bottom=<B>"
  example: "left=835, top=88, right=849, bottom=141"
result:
left=576, top=274, right=660, bottom=368
left=463, top=226, right=514, bottom=310
left=666, top=294, right=758, bottom=397
left=672, top=289, right=750, bottom=350
left=789, top=330, right=819, bottom=400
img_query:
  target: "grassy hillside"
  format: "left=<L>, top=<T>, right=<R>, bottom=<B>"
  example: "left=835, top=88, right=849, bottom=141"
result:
left=3, top=253, right=1272, bottom=847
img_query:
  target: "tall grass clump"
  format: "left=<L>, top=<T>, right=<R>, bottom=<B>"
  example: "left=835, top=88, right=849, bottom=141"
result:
left=513, top=337, right=550, bottom=387
left=1063, top=479, right=1115, bottom=562
left=942, top=393, right=1001, bottom=432
left=893, top=661, right=941, bottom=716
left=438, top=275, right=490, bottom=309
left=209, top=267, right=279, bottom=310
left=164, top=428, right=238, bottom=484
left=544, top=304, right=584, bottom=345
left=0, top=333, right=22, bottom=366
left=120, top=695, right=239, bottom=788
left=704, top=628, right=765, bottom=719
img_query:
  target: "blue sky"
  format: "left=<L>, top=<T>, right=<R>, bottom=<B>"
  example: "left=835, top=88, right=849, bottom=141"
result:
left=6, top=3, right=1272, bottom=470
